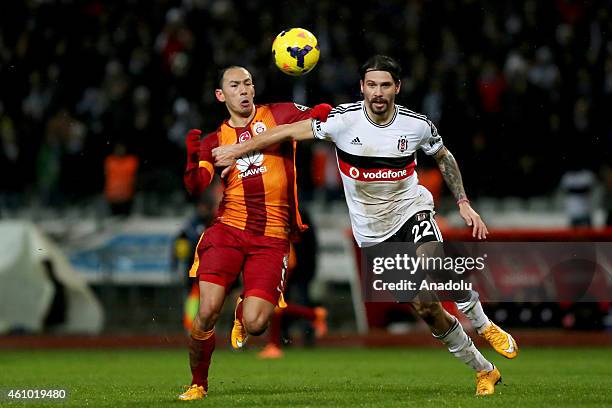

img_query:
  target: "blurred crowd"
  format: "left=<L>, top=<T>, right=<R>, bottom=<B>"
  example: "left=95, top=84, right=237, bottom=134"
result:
left=1, top=0, right=611, bottom=213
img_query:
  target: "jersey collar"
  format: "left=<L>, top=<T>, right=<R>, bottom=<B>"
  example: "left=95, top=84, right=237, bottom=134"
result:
left=225, top=105, right=258, bottom=129
left=362, top=100, right=398, bottom=128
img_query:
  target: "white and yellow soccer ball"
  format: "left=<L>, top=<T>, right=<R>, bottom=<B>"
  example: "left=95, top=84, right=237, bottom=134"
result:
left=272, top=28, right=320, bottom=76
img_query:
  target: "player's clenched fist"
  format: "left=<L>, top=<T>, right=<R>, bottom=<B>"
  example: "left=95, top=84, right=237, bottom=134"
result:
left=185, top=129, right=202, bottom=164
left=310, top=103, right=333, bottom=122
left=212, top=144, right=241, bottom=167
left=212, top=144, right=243, bottom=178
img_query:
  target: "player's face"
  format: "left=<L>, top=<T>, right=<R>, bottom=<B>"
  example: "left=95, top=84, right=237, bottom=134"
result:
left=360, top=71, right=400, bottom=116
left=216, top=68, right=255, bottom=118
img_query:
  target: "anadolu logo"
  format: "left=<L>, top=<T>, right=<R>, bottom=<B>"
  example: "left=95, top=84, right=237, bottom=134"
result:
left=349, top=167, right=360, bottom=178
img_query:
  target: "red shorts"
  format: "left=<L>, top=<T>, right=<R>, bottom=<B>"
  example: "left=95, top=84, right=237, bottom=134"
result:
left=191, top=222, right=290, bottom=305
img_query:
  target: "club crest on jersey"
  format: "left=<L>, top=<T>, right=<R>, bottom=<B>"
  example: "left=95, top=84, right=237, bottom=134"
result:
left=238, top=130, right=252, bottom=143
left=253, top=121, right=267, bottom=135
left=397, top=137, right=409, bottom=152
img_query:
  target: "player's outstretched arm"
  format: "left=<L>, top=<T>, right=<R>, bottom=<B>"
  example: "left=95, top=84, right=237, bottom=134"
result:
left=212, top=119, right=314, bottom=169
left=433, top=146, right=488, bottom=240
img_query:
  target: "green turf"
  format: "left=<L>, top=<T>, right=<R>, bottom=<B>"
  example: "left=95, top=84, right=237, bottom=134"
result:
left=0, top=347, right=611, bottom=407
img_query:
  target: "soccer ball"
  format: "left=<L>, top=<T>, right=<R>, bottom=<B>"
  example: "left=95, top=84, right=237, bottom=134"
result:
left=272, top=28, right=320, bottom=76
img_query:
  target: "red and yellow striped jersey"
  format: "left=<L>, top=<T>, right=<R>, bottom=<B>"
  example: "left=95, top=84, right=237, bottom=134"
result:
left=186, top=102, right=311, bottom=240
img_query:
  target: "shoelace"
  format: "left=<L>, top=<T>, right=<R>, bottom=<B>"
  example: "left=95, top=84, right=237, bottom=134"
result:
left=485, top=326, right=506, bottom=348
left=183, top=385, right=203, bottom=396
left=476, top=374, right=491, bottom=393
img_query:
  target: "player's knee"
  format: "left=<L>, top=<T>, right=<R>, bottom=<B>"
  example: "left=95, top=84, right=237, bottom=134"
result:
left=412, top=302, right=443, bottom=325
left=195, top=310, right=218, bottom=331
left=242, top=312, right=270, bottom=336
left=197, top=302, right=222, bottom=330
left=416, top=241, right=442, bottom=258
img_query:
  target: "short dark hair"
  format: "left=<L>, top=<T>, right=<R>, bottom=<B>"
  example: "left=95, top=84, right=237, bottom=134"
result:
left=217, top=65, right=249, bottom=88
left=359, top=55, right=401, bottom=83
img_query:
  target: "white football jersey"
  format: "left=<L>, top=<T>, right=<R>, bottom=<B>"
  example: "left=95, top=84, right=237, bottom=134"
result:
left=311, top=101, right=444, bottom=247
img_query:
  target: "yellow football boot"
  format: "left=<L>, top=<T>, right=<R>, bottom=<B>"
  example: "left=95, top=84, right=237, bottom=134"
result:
left=231, top=296, right=248, bottom=350
left=178, top=385, right=206, bottom=401
left=480, top=321, right=518, bottom=359
left=476, top=366, right=502, bottom=396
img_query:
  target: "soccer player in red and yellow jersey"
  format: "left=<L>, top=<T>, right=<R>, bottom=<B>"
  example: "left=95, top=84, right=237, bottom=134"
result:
left=178, top=66, right=331, bottom=401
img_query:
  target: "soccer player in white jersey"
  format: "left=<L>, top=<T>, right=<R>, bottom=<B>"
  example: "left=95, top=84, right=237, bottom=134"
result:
left=213, top=55, right=517, bottom=395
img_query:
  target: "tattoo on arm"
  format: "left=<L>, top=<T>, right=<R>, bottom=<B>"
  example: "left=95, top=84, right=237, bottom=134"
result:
left=436, top=149, right=467, bottom=201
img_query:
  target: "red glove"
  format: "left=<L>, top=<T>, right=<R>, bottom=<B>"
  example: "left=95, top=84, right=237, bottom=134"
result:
left=310, top=103, right=333, bottom=122
left=185, top=129, right=202, bottom=165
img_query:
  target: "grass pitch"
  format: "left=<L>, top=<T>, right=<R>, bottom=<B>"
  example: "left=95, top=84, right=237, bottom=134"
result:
left=1, top=347, right=611, bottom=407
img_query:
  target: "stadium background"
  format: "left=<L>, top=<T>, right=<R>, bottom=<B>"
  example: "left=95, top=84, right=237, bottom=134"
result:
left=1, top=1, right=611, bottom=406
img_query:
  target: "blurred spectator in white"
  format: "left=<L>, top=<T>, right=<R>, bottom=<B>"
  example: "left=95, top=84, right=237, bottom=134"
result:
left=527, top=47, right=560, bottom=92
left=559, top=167, right=596, bottom=227
left=168, top=98, right=201, bottom=148
left=504, top=50, right=528, bottom=82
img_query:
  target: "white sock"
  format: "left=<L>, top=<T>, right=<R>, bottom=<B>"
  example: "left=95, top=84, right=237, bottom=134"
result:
left=434, top=317, right=493, bottom=372
left=456, top=291, right=490, bottom=333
